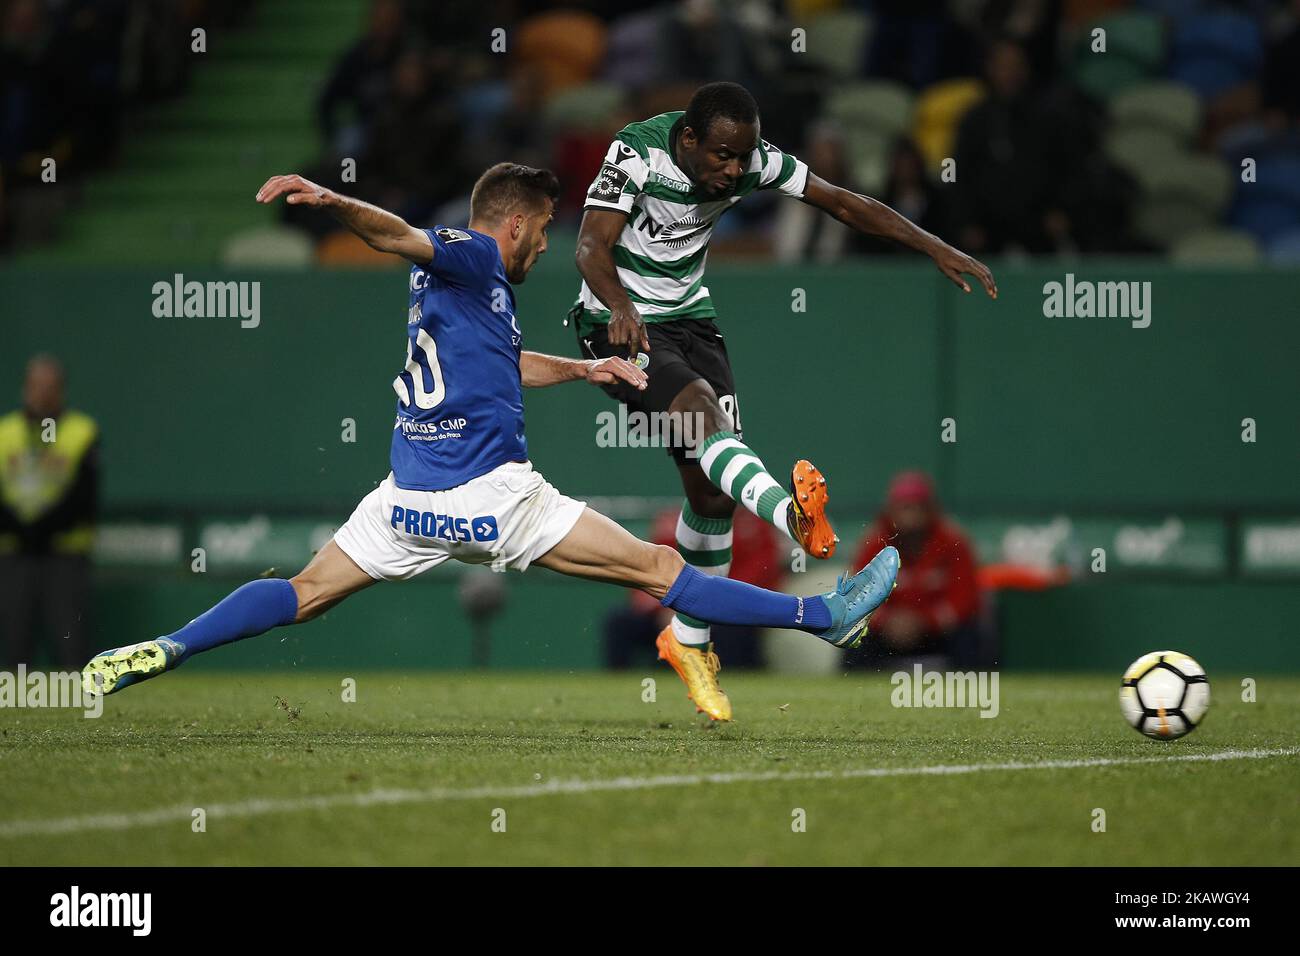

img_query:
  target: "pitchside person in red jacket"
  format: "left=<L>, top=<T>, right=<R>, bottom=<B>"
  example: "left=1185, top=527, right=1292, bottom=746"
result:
left=846, top=471, right=985, bottom=669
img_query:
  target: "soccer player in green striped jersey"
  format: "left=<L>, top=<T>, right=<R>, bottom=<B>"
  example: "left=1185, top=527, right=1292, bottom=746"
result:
left=573, top=82, right=996, bottom=720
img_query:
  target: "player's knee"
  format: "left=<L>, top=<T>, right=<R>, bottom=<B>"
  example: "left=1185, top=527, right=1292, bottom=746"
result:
left=288, top=573, right=327, bottom=623
left=670, top=389, right=730, bottom=438
left=643, top=544, right=685, bottom=600
left=692, top=402, right=731, bottom=439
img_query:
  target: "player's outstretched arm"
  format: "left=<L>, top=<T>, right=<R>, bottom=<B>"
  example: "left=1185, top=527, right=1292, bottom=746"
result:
left=575, top=209, right=651, bottom=356
left=254, top=174, right=434, bottom=266
left=520, top=351, right=647, bottom=391
left=801, top=172, right=998, bottom=299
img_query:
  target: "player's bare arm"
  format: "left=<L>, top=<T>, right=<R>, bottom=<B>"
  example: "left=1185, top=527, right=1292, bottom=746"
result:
left=254, top=174, right=434, bottom=266
left=520, top=351, right=647, bottom=391
left=575, top=208, right=651, bottom=356
left=801, top=172, right=998, bottom=298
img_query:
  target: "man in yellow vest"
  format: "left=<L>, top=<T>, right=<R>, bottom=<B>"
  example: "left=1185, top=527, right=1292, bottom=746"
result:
left=0, top=355, right=99, bottom=667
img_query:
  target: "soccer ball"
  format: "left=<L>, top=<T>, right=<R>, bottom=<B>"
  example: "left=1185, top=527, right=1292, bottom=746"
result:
left=1119, top=651, right=1210, bottom=740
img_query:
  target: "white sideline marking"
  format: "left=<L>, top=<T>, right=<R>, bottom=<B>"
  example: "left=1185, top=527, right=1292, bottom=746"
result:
left=2, top=747, right=1296, bottom=839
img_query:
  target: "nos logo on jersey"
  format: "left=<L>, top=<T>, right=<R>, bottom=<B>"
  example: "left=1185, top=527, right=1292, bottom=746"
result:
left=589, top=163, right=629, bottom=202
left=436, top=227, right=472, bottom=243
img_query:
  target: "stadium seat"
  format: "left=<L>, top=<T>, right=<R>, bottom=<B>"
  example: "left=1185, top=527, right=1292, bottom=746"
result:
left=1070, top=11, right=1165, bottom=101
left=1149, top=154, right=1233, bottom=212
left=825, top=82, right=914, bottom=138
left=315, top=230, right=400, bottom=268
left=803, top=9, right=873, bottom=79
left=1134, top=0, right=1214, bottom=16
left=845, top=131, right=895, bottom=195
left=1249, top=156, right=1300, bottom=208
left=1215, top=121, right=1281, bottom=167
left=1109, top=82, right=1200, bottom=145
left=787, top=0, right=844, bottom=17
left=1132, top=154, right=1232, bottom=247
left=1103, top=127, right=1186, bottom=187
left=912, top=78, right=984, bottom=173
left=1063, top=0, right=1130, bottom=28
left=1265, top=228, right=1300, bottom=264
left=1072, top=55, right=1150, bottom=103
left=516, top=10, right=608, bottom=98
left=1169, top=13, right=1263, bottom=98
left=1228, top=197, right=1300, bottom=244
left=542, top=82, right=626, bottom=133
left=1226, top=156, right=1300, bottom=242
left=1134, top=196, right=1218, bottom=249
left=221, top=226, right=315, bottom=269
left=1169, top=229, right=1261, bottom=265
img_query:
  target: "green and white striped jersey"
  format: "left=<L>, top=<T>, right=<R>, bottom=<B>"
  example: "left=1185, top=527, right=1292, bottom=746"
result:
left=572, top=111, right=808, bottom=332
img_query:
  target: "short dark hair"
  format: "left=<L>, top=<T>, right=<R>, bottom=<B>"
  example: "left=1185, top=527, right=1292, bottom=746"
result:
left=469, top=163, right=560, bottom=225
left=683, top=82, right=758, bottom=141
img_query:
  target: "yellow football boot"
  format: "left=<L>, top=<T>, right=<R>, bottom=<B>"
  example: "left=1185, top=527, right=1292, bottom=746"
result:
left=655, top=626, right=732, bottom=722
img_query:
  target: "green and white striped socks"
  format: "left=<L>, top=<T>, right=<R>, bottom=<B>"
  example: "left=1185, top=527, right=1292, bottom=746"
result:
left=670, top=502, right=732, bottom=646
left=671, top=433, right=795, bottom=646
left=698, top=431, right=793, bottom=539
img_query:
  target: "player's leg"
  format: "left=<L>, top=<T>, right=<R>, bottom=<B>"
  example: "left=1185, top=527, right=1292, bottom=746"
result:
left=534, top=507, right=900, bottom=719
left=670, top=340, right=838, bottom=560
left=288, top=540, right=377, bottom=622
left=664, top=409, right=737, bottom=649
left=580, top=321, right=736, bottom=651
left=536, top=507, right=892, bottom=634
left=82, top=542, right=376, bottom=696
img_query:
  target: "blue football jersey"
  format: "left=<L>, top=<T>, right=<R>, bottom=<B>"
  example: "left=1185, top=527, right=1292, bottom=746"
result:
left=390, top=226, right=527, bottom=491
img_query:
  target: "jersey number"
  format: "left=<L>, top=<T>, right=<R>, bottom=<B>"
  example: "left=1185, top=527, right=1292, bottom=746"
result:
left=393, top=328, right=446, bottom=410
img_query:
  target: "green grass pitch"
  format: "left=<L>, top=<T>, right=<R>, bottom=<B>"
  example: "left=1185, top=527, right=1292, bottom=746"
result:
left=1, top=671, right=1297, bottom=866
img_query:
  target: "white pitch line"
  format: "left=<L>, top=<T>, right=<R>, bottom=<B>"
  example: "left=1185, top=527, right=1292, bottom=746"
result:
left=2, top=747, right=1296, bottom=840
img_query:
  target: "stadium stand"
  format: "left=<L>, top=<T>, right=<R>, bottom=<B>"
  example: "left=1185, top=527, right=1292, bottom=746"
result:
left=3, top=0, right=1299, bottom=263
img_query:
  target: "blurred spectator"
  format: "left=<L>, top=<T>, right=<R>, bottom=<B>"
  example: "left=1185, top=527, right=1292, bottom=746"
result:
left=882, top=139, right=948, bottom=237
left=0, top=355, right=99, bottom=668
left=317, top=0, right=405, bottom=158
left=778, top=131, right=951, bottom=262
left=1263, top=0, right=1300, bottom=125
left=362, top=49, right=467, bottom=221
left=950, top=36, right=1061, bottom=253
left=604, top=505, right=781, bottom=670
left=864, top=0, right=979, bottom=88
left=844, top=471, right=984, bottom=670
left=950, top=34, right=1129, bottom=253
left=660, top=0, right=764, bottom=90
left=774, top=119, right=857, bottom=262
left=0, top=0, right=250, bottom=251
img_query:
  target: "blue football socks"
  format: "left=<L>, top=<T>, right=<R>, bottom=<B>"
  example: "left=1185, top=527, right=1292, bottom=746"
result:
left=165, top=578, right=299, bottom=661
left=661, top=565, right=832, bottom=634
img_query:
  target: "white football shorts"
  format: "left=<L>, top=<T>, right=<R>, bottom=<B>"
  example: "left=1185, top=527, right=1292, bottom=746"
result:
left=333, top=461, right=586, bottom=580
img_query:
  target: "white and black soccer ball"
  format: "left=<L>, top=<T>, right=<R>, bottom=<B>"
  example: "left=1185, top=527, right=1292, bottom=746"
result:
left=1119, top=651, right=1210, bottom=740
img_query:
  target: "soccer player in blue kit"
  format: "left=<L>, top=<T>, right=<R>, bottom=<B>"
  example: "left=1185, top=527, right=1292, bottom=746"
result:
left=81, top=163, right=899, bottom=722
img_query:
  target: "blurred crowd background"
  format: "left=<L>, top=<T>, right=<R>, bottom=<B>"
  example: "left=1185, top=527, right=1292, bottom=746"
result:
left=5, top=0, right=1300, bottom=263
